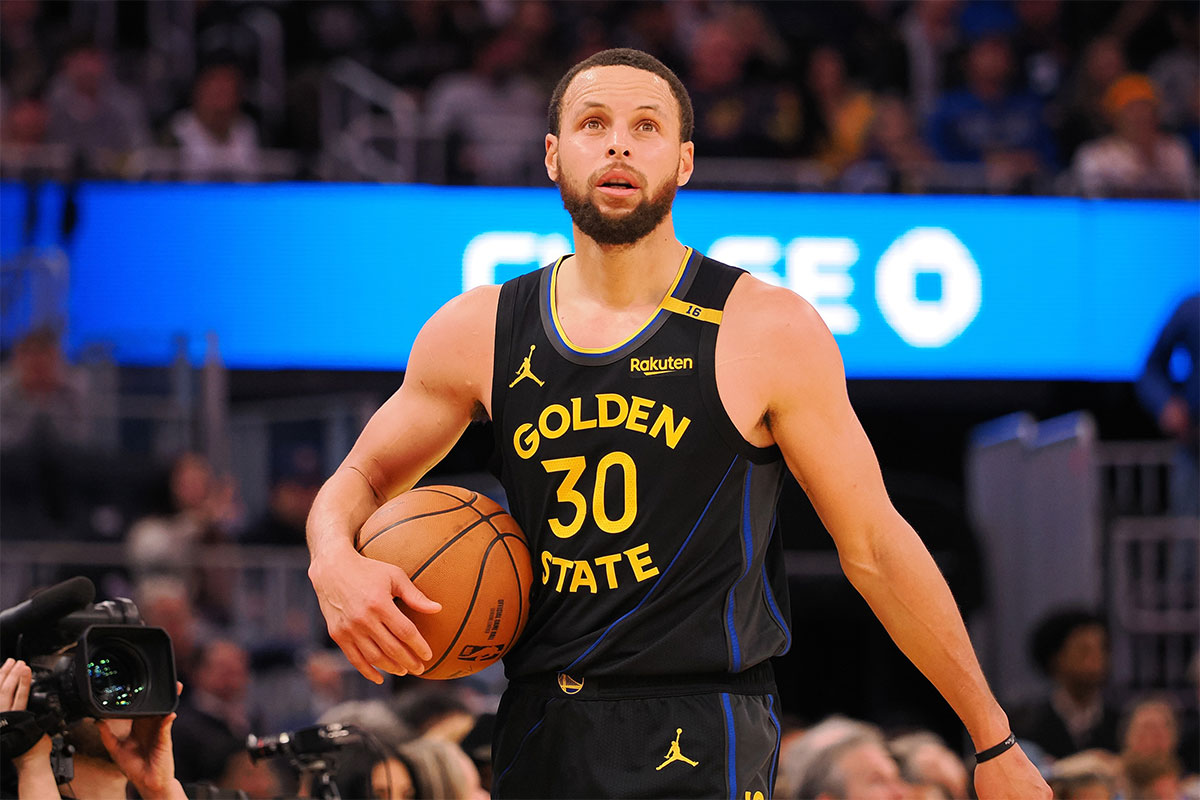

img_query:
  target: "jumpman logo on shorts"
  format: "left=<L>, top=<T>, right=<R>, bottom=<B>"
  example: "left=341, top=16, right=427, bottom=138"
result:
left=509, top=344, right=545, bottom=388
left=656, top=728, right=699, bottom=770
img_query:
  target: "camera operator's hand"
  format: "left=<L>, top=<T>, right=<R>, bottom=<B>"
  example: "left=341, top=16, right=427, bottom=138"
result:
left=95, top=682, right=187, bottom=800
left=0, top=658, right=58, bottom=800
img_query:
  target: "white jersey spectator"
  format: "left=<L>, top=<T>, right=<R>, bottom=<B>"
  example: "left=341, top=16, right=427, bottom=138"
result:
left=1072, top=74, right=1196, bottom=198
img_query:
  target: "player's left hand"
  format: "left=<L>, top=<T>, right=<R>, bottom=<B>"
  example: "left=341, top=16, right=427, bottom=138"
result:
left=96, top=681, right=186, bottom=800
left=973, top=744, right=1050, bottom=800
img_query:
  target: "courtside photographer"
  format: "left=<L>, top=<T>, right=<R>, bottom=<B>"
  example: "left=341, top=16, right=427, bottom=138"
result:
left=0, top=576, right=186, bottom=799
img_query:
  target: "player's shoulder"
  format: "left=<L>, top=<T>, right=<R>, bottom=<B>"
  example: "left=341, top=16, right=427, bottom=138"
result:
left=723, top=271, right=830, bottom=344
left=411, top=285, right=500, bottom=376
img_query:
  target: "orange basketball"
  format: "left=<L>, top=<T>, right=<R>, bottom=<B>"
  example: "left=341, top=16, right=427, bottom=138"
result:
left=355, top=486, right=532, bottom=680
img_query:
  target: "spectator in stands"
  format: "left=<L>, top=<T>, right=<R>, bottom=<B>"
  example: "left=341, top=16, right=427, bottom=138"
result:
left=0, top=325, right=91, bottom=450
left=1122, top=753, right=1184, bottom=800
left=318, top=699, right=415, bottom=749
left=926, top=32, right=1058, bottom=192
left=1121, top=696, right=1183, bottom=767
left=167, top=61, right=262, bottom=181
left=830, top=0, right=910, bottom=98
left=1010, top=608, right=1120, bottom=759
left=899, top=0, right=962, bottom=121
left=1148, top=4, right=1199, bottom=142
left=0, top=91, right=49, bottom=168
left=0, top=0, right=56, bottom=101
left=424, top=28, right=545, bottom=185
left=1136, top=293, right=1199, bottom=515
left=804, top=44, right=876, bottom=178
left=215, top=750, right=283, bottom=799
left=1056, top=35, right=1127, bottom=163
left=777, top=715, right=868, bottom=799
left=1010, top=0, right=1071, bottom=105
left=888, top=731, right=969, bottom=799
left=172, top=637, right=255, bottom=786
left=842, top=94, right=937, bottom=193
left=1047, top=750, right=1119, bottom=800
left=684, top=17, right=803, bottom=160
left=788, top=719, right=907, bottom=800
left=45, top=34, right=150, bottom=176
left=126, top=451, right=240, bottom=623
left=394, top=686, right=477, bottom=744
left=1071, top=74, right=1196, bottom=198
left=136, top=575, right=210, bottom=685
left=373, top=737, right=488, bottom=800
left=242, top=447, right=323, bottom=546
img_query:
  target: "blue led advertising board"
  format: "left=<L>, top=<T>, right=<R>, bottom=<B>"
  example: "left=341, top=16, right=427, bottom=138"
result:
left=1, top=182, right=1195, bottom=380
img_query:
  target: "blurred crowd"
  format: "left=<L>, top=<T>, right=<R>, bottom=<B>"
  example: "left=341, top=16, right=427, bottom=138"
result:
left=1, top=0, right=1197, bottom=196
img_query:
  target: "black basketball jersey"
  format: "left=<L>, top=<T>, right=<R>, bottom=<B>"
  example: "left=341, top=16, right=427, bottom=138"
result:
left=490, top=248, right=792, bottom=680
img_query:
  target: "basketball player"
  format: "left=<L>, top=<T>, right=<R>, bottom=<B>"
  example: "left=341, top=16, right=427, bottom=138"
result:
left=307, top=49, right=1050, bottom=799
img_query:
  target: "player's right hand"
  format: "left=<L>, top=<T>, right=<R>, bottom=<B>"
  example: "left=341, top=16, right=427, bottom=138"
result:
left=308, top=547, right=442, bottom=683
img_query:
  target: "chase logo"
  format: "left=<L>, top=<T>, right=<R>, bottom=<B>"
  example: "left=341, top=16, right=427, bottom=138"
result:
left=630, top=355, right=694, bottom=377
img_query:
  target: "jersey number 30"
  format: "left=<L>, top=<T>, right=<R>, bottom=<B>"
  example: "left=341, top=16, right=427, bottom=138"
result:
left=542, top=452, right=637, bottom=538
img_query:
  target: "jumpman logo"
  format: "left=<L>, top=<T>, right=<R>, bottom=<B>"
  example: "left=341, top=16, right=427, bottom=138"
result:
left=509, top=344, right=544, bottom=388
left=656, top=728, right=699, bottom=771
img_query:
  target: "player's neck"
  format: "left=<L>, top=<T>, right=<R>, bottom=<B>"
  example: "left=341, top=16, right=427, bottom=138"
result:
left=568, top=220, right=686, bottom=309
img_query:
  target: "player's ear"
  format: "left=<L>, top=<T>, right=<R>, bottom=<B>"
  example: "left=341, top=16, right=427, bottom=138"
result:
left=677, top=141, right=694, bottom=187
left=545, top=134, right=559, bottom=182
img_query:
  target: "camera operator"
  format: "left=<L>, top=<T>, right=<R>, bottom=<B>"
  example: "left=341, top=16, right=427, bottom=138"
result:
left=1, top=658, right=57, bottom=799
left=1, top=657, right=187, bottom=799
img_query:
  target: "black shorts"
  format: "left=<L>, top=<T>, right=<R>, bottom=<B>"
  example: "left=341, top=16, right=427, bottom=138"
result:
left=491, top=662, right=781, bottom=799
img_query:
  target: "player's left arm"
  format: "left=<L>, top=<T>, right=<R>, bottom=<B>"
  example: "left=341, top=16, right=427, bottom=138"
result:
left=728, top=281, right=1049, bottom=799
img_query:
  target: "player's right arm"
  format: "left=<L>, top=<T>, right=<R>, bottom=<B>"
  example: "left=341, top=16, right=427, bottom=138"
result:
left=307, top=286, right=498, bottom=683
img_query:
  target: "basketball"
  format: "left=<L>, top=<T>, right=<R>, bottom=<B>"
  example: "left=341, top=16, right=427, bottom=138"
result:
left=355, top=485, right=532, bottom=680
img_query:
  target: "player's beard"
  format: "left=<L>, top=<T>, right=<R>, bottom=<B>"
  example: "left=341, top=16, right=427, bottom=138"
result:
left=557, top=159, right=678, bottom=246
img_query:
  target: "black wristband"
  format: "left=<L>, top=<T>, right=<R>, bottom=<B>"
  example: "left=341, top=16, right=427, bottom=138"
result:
left=974, top=732, right=1017, bottom=763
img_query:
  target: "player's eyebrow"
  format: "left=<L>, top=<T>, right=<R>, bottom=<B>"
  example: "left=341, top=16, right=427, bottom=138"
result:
left=577, top=101, right=664, bottom=114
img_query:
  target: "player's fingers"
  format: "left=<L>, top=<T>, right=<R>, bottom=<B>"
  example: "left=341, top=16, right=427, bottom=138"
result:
left=356, top=636, right=412, bottom=678
left=337, top=638, right=385, bottom=685
left=390, top=569, right=441, bottom=615
left=373, top=625, right=428, bottom=675
left=374, top=600, right=434, bottom=665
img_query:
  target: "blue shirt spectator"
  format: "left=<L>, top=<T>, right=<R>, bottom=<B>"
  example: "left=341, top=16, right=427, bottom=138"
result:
left=926, top=34, right=1057, bottom=190
left=927, top=87, right=1057, bottom=165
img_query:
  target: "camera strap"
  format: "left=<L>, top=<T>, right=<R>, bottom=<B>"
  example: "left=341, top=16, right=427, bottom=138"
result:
left=0, top=710, right=51, bottom=760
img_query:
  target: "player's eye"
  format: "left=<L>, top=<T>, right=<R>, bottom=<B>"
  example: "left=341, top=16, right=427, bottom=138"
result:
left=638, top=120, right=658, bottom=132
left=583, top=118, right=602, bottom=130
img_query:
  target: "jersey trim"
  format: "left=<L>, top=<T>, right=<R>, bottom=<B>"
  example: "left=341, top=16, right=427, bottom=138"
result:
left=494, top=715, right=546, bottom=785
left=767, top=694, right=782, bottom=792
left=726, top=465, right=757, bottom=672
left=661, top=295, right=723, bottom=324
left=541, top=247, right=699, bottom=365
left=722, top=692, right=737, bottom=800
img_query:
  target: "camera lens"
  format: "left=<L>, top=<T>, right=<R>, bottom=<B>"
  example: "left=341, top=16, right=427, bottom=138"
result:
left=87, top=643, right=148, bottom=710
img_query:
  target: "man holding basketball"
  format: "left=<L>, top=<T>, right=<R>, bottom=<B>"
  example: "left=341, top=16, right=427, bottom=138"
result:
left=307, top=49, right=1050, bottom=799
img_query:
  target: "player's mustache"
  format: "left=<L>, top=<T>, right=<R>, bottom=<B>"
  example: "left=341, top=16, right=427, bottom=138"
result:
left=589, top=163, right=648, bottom=188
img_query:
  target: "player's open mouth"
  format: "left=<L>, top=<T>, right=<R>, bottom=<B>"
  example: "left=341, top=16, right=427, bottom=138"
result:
left=596, top=169, right=640, bottom=196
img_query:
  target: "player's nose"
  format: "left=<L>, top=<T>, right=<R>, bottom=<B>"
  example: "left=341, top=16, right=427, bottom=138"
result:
left=606, top=127, right=631, bottom=158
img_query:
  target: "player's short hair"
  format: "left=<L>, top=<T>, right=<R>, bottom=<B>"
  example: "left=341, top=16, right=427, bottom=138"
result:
left=547, top=48, right=694, bottom=142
